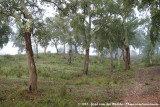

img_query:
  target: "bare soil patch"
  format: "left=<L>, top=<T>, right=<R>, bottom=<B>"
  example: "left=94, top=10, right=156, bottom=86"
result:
left=121, top=68, right=160, bottom=107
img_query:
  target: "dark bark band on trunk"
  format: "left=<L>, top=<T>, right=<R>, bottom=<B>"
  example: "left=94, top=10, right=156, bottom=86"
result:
left=83, top=48, right=89, bottom=75
left=64, top=43, right=65, bottom=54
left=55, top=43, right=58, bottom=54
left=24, top=32, right=37, bottom=91
left=68, top=49, right=72, bottom=65
left=125, top=47, right=130, bottom=70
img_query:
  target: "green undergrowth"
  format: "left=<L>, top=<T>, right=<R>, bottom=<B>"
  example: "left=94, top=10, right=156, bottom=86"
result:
left=0, top=53, right=160, bottom=107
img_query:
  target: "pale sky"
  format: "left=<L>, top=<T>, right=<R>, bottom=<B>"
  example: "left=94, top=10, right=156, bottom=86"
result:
left=0, top=42, right=18, bottom=55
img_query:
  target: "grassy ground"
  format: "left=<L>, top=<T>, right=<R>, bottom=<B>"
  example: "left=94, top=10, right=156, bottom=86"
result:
left=0, top=53, right=160, bottom=107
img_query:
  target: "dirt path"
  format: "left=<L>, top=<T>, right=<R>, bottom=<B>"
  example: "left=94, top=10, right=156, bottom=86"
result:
left=120, top=68, right=160, bottom=107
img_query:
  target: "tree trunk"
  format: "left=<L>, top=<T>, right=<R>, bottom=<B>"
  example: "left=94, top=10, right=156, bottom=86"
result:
left=117, top=48, right=121, bottom=67
left=123, top=17, right=130, bottom=70
left=68, top=44, right=72, bottom=65
left=75, top=44, right=78, bottom=54
left=55, top=43, right=58, bottom=54
left=122, top=48, right=125, bottom=61
left=125, top=47, right=130, bottom=70
left=44, top=46, right=47, bottom=55
left=83, top=7, right=91, bottom=75
left=35, top=43, right=39, bottom=58
left=24, top=32, right=37, bottom=91
left=63, top=43, right=65, bottom=54
left=129, top=48, right=130, bottom=65
left=107, top=40, right=113, bottom=72
left=149, top=44, right=154, bottom=65
left=83, top=48, right=89, bottom=75
left=100, top=50, right=104, bottom=63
